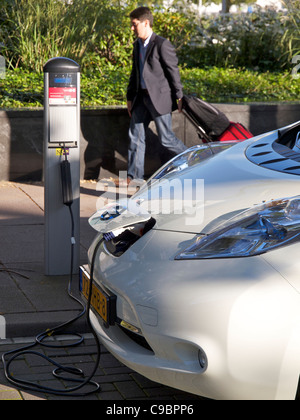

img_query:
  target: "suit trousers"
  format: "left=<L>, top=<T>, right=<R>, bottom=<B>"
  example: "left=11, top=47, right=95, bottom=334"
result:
left=128, top=92, right=187, bottom=180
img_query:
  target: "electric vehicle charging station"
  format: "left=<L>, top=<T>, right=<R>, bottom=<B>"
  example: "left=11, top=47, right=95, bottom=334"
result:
left=3, top=59, right=103, bottom=395
left=44, top=57, right=80, bottom=276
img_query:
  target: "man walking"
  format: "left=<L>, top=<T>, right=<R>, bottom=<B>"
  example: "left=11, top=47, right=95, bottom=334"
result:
left=126, top=6, right=187, bottom=181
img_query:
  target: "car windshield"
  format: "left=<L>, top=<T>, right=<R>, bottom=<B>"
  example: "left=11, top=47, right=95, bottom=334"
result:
left=149, top=142, right=236, bottom=183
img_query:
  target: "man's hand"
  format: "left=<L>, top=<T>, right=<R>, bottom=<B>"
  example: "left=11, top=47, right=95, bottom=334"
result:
left=127, top=101, right=133, bottom=117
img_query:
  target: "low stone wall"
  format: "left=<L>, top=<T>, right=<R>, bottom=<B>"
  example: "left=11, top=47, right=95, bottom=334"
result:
left=0, top=103, right=300, bottom=181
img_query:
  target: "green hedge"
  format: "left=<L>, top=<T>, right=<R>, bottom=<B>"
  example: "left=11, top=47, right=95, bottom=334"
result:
left=1, top=66, right=299, bottom=109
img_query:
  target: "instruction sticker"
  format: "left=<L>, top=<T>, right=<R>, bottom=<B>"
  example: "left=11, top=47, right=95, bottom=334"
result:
left=49, top=87, right=76, bottom=105
left=56, top=148, right=70, bottom=156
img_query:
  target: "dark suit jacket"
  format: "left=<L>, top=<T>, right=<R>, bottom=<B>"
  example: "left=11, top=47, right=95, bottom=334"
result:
left=127, top=33, right=183, bottom=116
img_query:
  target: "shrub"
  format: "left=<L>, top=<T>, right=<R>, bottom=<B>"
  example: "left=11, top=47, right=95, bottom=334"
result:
left=0, top=0, right=136, bottom=72
left=1, top=0, right=298, bottom=73
left=1, top=66, right=300, bottom=109
left=181, top=67, right=300, bottom=102
left=187, top=6, right=289, bottom=70
left=280, top=0, right=300, bottom=65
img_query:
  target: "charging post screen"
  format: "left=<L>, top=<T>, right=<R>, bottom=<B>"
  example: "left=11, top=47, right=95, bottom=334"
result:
left=49, top=73, right=77, bottom=105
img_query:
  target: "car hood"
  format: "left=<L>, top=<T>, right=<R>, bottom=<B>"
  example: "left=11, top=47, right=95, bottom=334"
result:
left=89, top=127, right=300, bottom=235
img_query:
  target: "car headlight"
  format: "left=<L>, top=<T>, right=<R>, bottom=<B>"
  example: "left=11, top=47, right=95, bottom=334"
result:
left=175, top=196, right=300, bottom=260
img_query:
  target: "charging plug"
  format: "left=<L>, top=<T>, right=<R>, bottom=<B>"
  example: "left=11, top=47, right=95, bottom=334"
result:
left=61, top=160, right=73, bottom=206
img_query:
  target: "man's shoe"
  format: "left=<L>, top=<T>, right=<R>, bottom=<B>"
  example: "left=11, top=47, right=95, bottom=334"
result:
left=110, top=177, right=132, bottom=187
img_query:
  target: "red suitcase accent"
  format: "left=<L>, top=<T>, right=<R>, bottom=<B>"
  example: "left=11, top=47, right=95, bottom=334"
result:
left=218, top=122, right=253, bottom=142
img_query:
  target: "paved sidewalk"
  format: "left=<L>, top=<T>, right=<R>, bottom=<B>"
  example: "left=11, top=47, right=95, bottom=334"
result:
left=0, top=180, right=98, bottom=338
left=0, top=334, right=203, bottom=401
left=0, top=180, right=203, bottom=401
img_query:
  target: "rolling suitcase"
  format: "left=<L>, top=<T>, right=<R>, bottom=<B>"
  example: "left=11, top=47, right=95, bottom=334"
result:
left=218, top=122, right=253, bottom=142
left=182, top=95, right=230, bottom=142
left=182, top=95, right=253, bottom=143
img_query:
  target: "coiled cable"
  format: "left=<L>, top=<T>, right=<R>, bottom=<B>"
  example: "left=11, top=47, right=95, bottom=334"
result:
left=2, top=182, right=104, bottom=397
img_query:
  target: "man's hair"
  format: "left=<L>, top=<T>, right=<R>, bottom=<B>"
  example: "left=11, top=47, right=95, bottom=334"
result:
left=129, top=7, right=153, bottom=27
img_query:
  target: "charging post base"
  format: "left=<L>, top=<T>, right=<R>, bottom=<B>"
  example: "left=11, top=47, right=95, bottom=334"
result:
left=44, top=57, right=80, bottom=276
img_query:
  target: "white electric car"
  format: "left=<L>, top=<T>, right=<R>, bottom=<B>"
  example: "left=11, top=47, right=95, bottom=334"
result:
left=81, top=121, right=300, bottom=400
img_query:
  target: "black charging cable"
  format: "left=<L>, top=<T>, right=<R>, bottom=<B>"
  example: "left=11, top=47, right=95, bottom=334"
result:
left=2, top=145, right=103, bottom=397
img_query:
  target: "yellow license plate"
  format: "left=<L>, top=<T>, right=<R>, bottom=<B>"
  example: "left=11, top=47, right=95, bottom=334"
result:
left=80, top=267, right=116, bottom=326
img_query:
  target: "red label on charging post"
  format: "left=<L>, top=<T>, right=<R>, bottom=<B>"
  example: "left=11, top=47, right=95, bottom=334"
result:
left=49, top=87, right=77, bottom=105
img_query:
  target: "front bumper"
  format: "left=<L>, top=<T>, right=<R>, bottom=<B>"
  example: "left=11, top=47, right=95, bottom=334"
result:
left=87, top=229, right=300, bottom=400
